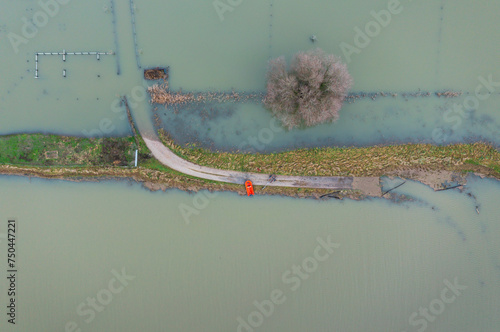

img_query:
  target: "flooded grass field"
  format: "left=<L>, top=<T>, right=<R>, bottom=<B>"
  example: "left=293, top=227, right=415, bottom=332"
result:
left=1, top=0, right=499, bottom=148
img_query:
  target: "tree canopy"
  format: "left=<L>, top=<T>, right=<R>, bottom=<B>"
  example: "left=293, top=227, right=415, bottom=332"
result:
left=264, top=49, right=353, bottom=129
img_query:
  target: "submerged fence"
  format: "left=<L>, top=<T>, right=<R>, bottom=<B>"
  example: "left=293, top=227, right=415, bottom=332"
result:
left=34, top=50, right=115, bottom=78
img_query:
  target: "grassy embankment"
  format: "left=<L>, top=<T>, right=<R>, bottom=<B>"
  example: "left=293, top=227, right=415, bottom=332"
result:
left=1, top=131, right=499, bottom=197
left=158, top=129, right=500, bottom=179
left=0, top=133, right=306, bottom=196
left=0, top=133, right=200, bottom=179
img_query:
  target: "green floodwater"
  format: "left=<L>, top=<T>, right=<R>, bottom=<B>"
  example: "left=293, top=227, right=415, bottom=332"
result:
left=0, top=175, right=498, bottom=331
left=0, top=0, right=500, bottom=147
left=0, top=0, right=499, bottom=331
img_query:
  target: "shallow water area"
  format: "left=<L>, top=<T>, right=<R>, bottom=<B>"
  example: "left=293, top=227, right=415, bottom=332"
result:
left=1, top=0, right=499, bottom=148
left=142, top=0, right=500, bottom=149
left=157, top=95, right=500, bottom=152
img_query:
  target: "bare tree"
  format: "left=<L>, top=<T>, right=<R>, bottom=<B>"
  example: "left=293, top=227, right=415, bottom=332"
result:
left=264, top=49, right=352, bottom=129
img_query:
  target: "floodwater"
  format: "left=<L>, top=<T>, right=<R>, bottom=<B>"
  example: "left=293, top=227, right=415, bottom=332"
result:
left=148, top=0, right=500, bottom=151
left=1, top=0, right=499, bottom=147
left=0, top=0, right=499, bottom=331
left=0, top=175, right=498, bottom=331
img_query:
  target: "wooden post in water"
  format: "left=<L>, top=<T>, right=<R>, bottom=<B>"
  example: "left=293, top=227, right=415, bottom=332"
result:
left=35, top=53, right=39, bottom=78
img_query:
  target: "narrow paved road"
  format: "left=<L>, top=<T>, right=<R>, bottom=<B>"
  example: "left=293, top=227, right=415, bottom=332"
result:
left=142, top=136, right=354, bottom=190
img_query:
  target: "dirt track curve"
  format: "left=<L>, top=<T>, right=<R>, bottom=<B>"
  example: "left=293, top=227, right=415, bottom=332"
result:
left=142, top=135, right=381, bottom=195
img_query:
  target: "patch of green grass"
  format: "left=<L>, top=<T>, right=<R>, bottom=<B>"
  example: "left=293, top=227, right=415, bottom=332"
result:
left=464, top=160, right=481, bottom=166
left=0, top=134, right=136, bottom=167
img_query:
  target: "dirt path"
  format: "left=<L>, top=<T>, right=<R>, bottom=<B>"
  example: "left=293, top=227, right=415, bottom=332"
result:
left=142, top=136, right=364, bottom=191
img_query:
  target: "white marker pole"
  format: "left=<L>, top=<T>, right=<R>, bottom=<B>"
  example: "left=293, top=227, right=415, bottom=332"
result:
left=134, top=150, right=138, bottom=167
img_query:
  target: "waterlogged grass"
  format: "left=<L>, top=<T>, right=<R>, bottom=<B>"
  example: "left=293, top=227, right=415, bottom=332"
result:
left=0, top=134, right=137, bottom=166
left=159, top=129, right=500, bottom=178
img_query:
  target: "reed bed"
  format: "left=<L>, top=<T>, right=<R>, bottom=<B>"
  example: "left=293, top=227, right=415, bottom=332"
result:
left=148, top=82, right=264, bottom=106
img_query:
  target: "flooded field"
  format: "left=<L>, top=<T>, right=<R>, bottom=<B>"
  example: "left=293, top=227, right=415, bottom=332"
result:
left=1, top=0, right=499, bottom=148
left=0, top=175, right=498, bottom=331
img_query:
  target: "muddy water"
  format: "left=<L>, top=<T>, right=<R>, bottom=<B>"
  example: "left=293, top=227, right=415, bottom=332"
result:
left=1, top=0, right=499, bottom=148
left=156, top=95, right=500, bottom=152
left=0, top=175, right=498, bottom=331
left=135, top=0, right=500, bottom=150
